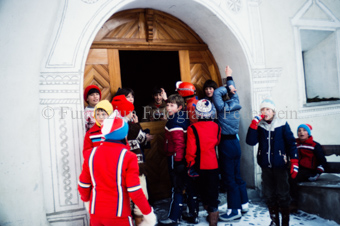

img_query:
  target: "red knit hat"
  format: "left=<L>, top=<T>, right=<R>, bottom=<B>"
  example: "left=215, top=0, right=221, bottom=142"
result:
left=84, top=85, right=101, bottom=103
left=111, top=95, right=134, bottom=116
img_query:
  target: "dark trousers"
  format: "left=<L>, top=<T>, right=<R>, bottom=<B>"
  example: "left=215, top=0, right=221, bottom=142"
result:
left=167, top=156, right=186, bottom=221
left=290, top=166, right=317, bottom=202
left=262, top=167, right=291, bottom=208
left=219, top=137, right=248, bottom=209
left=199, top=169, right=219, bottom=212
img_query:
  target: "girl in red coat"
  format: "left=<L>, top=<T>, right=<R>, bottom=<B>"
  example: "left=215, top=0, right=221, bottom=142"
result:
left=78, top=111, right=157, bottom=226
left=185, top=99, right=221, bottom=226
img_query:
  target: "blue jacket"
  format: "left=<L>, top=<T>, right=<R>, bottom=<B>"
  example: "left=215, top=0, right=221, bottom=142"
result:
left=246, top=117, right=298, bottom=169
left=212, top=77, right=241, bottom=135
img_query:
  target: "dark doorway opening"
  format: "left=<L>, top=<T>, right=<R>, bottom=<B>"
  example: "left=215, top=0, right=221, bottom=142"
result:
left=119, top=50, right=181, bottom=120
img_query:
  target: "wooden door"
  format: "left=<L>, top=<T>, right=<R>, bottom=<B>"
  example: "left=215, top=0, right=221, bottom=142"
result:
left=84, top=8, right=221, bottom=202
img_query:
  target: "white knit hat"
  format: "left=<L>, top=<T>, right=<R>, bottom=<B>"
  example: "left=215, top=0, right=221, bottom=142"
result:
left=195, top=99, right=215, bottom=118
left=260, top=99, right=276, bottom=111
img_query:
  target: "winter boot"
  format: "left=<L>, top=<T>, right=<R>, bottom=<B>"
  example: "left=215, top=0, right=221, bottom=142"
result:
left=268, top=206, right=279, bottom=226
left=134, top=215, right=143, bottom=226
left=281, top=207, right=290, bottom=226
left=159, top=192, right=183, bottom=225
left=182, top=195, right=199, bottom=224
left=219, top=209, right=241, bottom=221
left=208, top=211, right=219, bottom=226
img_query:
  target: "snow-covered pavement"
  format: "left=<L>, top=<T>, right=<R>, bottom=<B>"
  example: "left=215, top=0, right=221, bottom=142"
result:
left=153, top=192, right=339, bottom=226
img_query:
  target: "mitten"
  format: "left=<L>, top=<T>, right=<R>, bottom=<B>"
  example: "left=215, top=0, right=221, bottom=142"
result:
left=316, top=165, right=324, bottom=174
left=188, top=164, right=199, bottom=177
left=140, top=208, right=157, bottom=226
left=290, top=159, right=299, bottom=179
left=308, top=173, right=320, bottom=182
left=249, top=114, right=265, bottom=130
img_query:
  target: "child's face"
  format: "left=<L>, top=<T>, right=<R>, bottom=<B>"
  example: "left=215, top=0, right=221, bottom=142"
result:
left=153, top=93, right=163, bottom=105
left=95, top=109, right=109, bottom=125
left=205, top=87, right=214, bottom=98
left=126, top=93, right=134, bottom=104
left=261, top=107, right=275, bottom=121
left=166, top=102, right=182, bottom=116
left=87, top=93, right=100, bottom=107
left=298, top=128, right=309, bottom=141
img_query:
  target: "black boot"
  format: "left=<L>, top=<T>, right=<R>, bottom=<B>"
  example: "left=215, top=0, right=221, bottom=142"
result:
left=182, top=196, right=199, bottom=224
left=268, top=206, right=279, bottom=226
left=281, top=207, right=290, bottom=226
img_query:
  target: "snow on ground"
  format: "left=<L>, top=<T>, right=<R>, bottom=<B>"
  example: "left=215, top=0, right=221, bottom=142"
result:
left=153, top=194, right=339, bottom=226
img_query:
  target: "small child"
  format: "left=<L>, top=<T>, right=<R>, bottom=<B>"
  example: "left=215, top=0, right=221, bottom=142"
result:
left=246, top=99, right=298, bottom=226
left=83, top=100, right=113, bottom=153
left=185, top=99, right=221, bottom=226
left=159, top=94, right=190, bottom=225
left=212, top=66, right=249, bottom=221
left=176, top=81, right=198, bottom=124
left=143, top=86, right=168, bottom=121
left=290, top=124, right=327, bottom=210
left=84, top=85, right=101, bottom=131
left=78, top=111, right=157, bottom=226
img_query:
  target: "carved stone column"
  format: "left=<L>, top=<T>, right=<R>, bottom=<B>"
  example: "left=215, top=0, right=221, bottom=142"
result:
left=39, top=73, right=89, bottom=226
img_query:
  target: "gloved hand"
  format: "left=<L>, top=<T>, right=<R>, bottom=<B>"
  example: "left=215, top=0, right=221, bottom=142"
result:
left=317, top=165, right=324, bottom=174
left=308, top=173, right=320, bottom=182
left=140, top=208, right=157, bottom=226
left=290, top=159, right=299, bottom=179
left=249, top=114, right=265, bottom=130
left=188, top=164, right=199, bottom=177
left=174, top=161, right=186, bottom=173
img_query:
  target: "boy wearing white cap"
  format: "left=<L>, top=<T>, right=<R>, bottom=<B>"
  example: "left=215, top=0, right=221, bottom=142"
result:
left=246, top=98, right=298, bottom=226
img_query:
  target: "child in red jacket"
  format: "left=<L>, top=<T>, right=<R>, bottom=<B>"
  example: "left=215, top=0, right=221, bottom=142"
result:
left=290, top=124, right=327, bottom=211
left=83, top=100, right=113, bottom=154
left=159, top=94, right=190, bottom=225
left=78, top=111, right=156, bottom=226
left=185, top=99, right=221, bottom=226
left=176, top=81, right=199, bottom=124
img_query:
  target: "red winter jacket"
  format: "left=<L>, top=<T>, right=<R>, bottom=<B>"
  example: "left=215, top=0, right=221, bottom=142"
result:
left=296, top=136, right=327, bottom=170
left=164, top=112, right=190, bottom=161
left=186, top=121, right=221, bottom=169
left=78, top=141, right=151, bottom=218
left=83, top=123, right=104, bottom=154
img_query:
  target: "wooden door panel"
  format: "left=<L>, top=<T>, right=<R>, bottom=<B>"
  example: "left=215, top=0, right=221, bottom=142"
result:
left=140, top=121, right=171, bottom=203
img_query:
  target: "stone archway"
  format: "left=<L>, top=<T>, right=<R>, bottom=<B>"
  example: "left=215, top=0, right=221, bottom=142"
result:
left=39, top=1, right=254, bottom=225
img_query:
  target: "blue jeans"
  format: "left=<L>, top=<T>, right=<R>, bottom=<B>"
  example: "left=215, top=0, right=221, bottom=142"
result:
left=219, top=137, right=248, bottom=209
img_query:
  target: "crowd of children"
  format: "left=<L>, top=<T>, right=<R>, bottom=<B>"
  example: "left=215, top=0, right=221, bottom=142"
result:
left=79, top=65, right=328, bottom=226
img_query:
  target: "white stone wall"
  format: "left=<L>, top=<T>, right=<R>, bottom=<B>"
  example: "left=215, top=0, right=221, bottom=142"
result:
left=0, top=0, right=339, bottom=225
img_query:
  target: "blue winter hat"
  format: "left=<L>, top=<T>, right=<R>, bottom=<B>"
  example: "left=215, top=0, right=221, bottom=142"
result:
left=195, top=99, right=215, bottom=119
left=297, top=124, right=312, bottom=136
left=260, top=99, right=275, bottom=111
left=101, top=110, right=129, bottom=140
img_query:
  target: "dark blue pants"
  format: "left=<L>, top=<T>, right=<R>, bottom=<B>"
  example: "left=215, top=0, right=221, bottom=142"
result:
left=262, top=167, right=291, bottom=208
left=219, top=137, right=248, bottom=209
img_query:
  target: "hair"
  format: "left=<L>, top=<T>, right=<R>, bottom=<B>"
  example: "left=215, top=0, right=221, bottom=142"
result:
left=96, top=108, right=108, bottom=114
left=166, top=94, right=185, bottom=109
left=115, top=87, right=135, bottom=98
left=152, top=86, right=163, bottom=96
left=203, top=79, right=218, bottom=91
